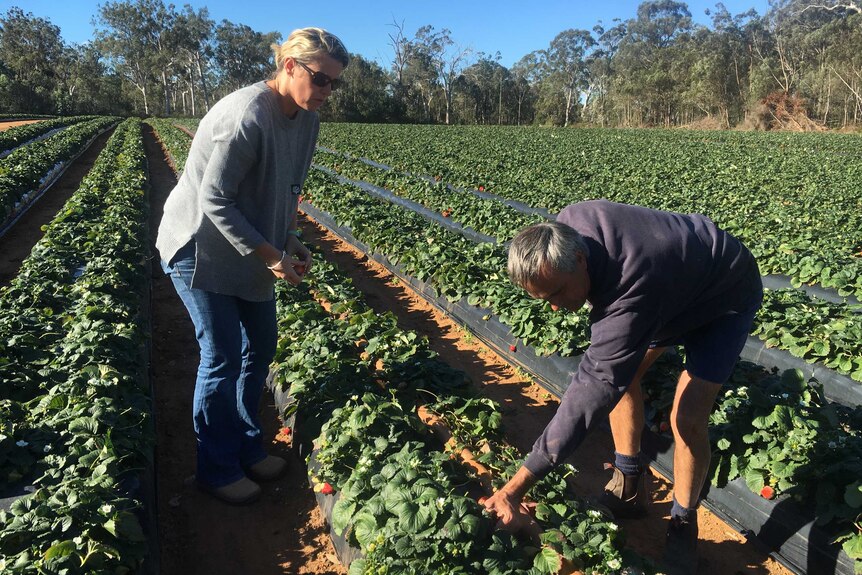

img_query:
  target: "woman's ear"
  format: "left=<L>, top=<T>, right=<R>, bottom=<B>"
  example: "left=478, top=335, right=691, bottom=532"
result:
left=283, top=57, right=296, bottom=75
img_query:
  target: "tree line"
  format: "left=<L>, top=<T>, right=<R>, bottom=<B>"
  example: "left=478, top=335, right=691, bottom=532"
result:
left=1, top=0, right=860, bottom=129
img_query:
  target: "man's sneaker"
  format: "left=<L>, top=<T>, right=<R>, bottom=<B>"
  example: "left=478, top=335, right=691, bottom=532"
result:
left=663, top=515, right=699, bottom=575
left=596, top=462, right=648, bottom=518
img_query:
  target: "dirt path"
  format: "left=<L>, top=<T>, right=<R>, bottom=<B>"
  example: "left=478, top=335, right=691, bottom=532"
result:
left=0, top=128, right=114, bottom=288
left=144, top=124, right=343, bottom=575
left=299, top=215, right=794, bottom=575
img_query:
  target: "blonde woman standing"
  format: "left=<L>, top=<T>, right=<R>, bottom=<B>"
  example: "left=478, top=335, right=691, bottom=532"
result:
left=156, top=28, right=349, bottom=505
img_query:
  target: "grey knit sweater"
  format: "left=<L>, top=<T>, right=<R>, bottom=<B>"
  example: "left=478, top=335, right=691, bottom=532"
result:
left=523, top=200, right=762, bottom=478
left=156, top=81, right=319, bottom=301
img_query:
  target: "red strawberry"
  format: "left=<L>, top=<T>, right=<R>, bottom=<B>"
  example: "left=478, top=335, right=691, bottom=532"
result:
left=478, top=496, right=488, bottom=505
left=281, top=427, right=292, bottom=435
left=442, top=210, right=451, bottom=217
left=659, top=421, right=670, bottom=433
left=760, top=485, right=775, bottom=499
left=478, top=186, right=485, bottom=192
left=321, top=482, right=334, bottom=495
left=509, top=344, right=517, bottom=352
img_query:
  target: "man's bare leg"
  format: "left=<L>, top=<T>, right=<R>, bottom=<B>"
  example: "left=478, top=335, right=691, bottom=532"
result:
left=599, top=347, right=667, bottom=517
left=669, top=370, right=723, bottom=509
left=663, top=369, right=724, bottom=574
left=608, top=346, right=667, bottom=455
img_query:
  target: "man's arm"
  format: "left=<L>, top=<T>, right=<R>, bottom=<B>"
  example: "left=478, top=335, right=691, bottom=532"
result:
left=483, top=466, right=539, bottom=532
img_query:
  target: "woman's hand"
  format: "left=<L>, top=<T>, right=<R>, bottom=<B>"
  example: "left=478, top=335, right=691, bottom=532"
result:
left=260, top=235, right=312, bottom=285
left=269, top=235, right=312, bottom=286
left=285, top=234, right=313, bottom=275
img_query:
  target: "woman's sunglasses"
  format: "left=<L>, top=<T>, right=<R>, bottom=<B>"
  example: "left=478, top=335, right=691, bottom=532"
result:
left=297, top=61, right=343, bottom=90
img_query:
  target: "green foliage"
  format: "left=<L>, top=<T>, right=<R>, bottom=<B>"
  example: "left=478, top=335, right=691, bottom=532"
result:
left=0, top=117, right=117, bottom=221
left=0, top=119, right=152, bottom=573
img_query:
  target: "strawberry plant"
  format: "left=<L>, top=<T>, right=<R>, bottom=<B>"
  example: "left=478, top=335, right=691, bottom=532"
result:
left=0, top=116, right=116, bottom=224
left=319, top=124, right=862, bottom=298
left=146, top=118, right=193, bottom=170
left=0, top=119, right=153, bottom=574
left=0, top=116, right=91, bottom=156
left=268, top=253, right=650, bottom=573
left=754, top=288, right=862, bottom=381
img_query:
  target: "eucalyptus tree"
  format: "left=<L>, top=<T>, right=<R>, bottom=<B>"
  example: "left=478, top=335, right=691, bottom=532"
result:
left=821, top=10, right=862, bottom=124
left=320, top=53, right=392, bottom=122
left=460, top=52, right=508, bottom=124
left=95, top=0, right=173, bottom=115
left=682, top=5, right=759, bottom=126
left=63, top=43, right=129, bottom=114
left=401, top=37, right=439, bottom=122
left=0, top=7, right=65, bottom=113
left=414, top=25, right=472, bottom=124
left=510, top=52, right=540, bottom=125
left=584, top=20, right=626, bottom=126
left=213, top=21, right=281, bottom=97
left=535, top=29, right=595, bottom=126
left=614, top=0, right=694, bottom=126
left=798, top=0, right=862, bottom=125
left=174, top=6, right=215, bottom=116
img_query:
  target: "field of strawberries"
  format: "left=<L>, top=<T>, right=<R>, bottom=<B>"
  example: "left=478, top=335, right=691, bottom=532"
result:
left=0, top=117, right=859, bottom=574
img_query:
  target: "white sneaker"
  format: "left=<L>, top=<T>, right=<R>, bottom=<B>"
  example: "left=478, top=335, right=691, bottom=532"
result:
left=247, top=455, right=287, bottom=481
left=204, top=476, right=261, bottom=505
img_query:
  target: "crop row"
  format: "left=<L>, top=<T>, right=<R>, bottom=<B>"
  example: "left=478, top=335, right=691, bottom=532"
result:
left=271, top=253, right=645, bottom=574
left=298, top=182, right=862, bottom=573
left=149, top=120, right=861, bottom=571
left=0, top=117, right=97, bottom=157
left=310, top=149, right=862, bottom=385
left=0, top=117, right=117, bottom=226
left=317, top=124, right=862, bottom=299
left=0, top=119, right=153, bottom=574
left=145, top=118, right=192, bottom=171
left=152, top=121, right=862, bottom=386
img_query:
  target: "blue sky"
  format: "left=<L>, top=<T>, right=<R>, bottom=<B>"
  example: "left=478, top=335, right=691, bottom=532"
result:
left=7, top=0, right=768, bottom=68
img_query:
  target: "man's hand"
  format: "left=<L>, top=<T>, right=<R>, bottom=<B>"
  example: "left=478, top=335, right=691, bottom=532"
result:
left=483, top=490, right=536, bottom=535
left=482, top=465, right=542, bottom=542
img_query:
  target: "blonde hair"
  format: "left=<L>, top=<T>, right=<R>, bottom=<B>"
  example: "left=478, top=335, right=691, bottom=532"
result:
left=271, top=27, right=349, bottom=75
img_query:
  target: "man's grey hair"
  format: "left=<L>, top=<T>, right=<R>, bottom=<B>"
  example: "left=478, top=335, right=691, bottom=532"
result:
left=507, top=221, right=587, bottom=289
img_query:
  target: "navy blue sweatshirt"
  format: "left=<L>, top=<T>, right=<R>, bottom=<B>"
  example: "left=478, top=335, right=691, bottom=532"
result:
left=523, top=200, right=762, bottom=478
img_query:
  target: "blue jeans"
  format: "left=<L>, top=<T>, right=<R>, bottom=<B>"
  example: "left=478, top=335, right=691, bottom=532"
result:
left=162, top=242, right=277, bottom=488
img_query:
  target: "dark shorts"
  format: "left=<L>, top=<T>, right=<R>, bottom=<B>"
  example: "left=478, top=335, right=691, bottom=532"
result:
left=649, top=298, right=761, bottom=384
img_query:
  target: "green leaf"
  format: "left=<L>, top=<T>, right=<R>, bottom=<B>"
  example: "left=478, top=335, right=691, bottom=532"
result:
left=104, top=511, right=145, bottom=542
left=352, top=513, right=379, bottom=548
left=532, top=546, right=563, bottom=574
left=842, top=534, right=862, bottom=560
left=347, top=559, right=367, bottom=575
left=43, top=540, right=77, bottom=560
left=332, top=499, right=357, bottom=535
left=744, top=468, right=765, bottom=493
left=844, top=482, right=862, bottom=510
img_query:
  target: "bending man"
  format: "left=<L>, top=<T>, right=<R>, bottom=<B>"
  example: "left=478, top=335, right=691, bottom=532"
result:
left=483, top=199, right=762, bottom=574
